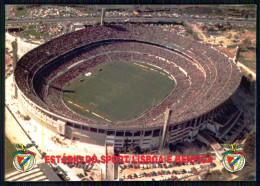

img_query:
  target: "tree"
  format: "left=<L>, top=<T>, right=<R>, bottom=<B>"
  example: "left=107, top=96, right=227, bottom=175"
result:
left=183, top=22, right=192, bottom=34
left=248, top=73, right=253, bottom=81
left=244, top=175, right=256, bottom=181
left=123, top=138, right=131, bottom=153
left=227, top=23, right=232, bottom=30
left=114, top=148, right=120, bottom=156
left=203, top=169, right=234, bottom=181
left=134, top=146, right=142, bottom=154
left=11, top=39, right=18, bottom=69
left=239, top=38, right=252, bottom=50
left=169, top=143, right=177, bottom=152
left=243, top=131, right=256, bottom=162
left=203, top=170, right=221, bottom=181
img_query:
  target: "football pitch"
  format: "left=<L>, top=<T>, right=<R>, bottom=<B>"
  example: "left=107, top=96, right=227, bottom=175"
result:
left=63, top=61, right=174, bottom=122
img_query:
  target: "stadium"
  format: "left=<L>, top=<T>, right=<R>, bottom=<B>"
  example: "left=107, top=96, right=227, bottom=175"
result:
left=14, top=24, right=243, bottom=153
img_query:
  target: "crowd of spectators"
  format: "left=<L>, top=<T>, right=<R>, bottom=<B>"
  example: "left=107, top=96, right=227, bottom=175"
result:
left=14, top=23, right=241, bottom=129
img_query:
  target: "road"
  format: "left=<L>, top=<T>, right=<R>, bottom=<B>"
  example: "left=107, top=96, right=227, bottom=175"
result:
left=6, top=16, right=256, bottom=26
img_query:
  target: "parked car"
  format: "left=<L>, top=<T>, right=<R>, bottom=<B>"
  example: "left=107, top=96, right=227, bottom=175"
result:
left=84, top=168, right=91, bottom=172
left=210, top=163, right=217, bottom=168
left=163, top=163, right=167, bottom=168
left=68, top=164, right=73, bottom=168
left=77, top=173, right=84, bottom=178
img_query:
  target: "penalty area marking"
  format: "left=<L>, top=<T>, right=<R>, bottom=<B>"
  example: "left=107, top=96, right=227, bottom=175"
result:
left=160, top=72, right=166, bottom=76
left=134, top=62, right=166, bottom=74
left=68, top=100, right=111, bottom=122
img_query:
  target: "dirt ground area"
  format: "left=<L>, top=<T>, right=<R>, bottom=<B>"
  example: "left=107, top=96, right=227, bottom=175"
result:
left=217, top=47, right=236, bottom=58
left=240, top=30, right=256, bottom=44
left=5, top=75, right=104, bottom=181
left=194, top=23, right=256, bottom=72
left=5, top=107, right=42, bottom=162
left=5, top=32, right=39, bottom=59
left=238, top=50, right=256, bottom=71
left=201, top=28, right=256, bottom=46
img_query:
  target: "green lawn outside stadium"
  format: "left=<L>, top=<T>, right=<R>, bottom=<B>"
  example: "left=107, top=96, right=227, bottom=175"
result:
left=63, top=61, right=175, bottom=122
left=5, top=136, right=16, bottom=173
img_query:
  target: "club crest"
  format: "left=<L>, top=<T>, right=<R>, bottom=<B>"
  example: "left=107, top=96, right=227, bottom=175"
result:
left=12, top=144, right=36, bottom=172
left=221, top=144, right=246, bottom=172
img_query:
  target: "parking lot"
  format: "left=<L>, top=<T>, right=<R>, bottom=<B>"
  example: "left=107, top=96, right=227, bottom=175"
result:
left=118, top=160, right=218, bottom=181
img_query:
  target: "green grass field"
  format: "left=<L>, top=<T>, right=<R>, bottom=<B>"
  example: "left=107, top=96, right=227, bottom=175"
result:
left=21, top=25, right=49, bottom=38
left=63, top=61, right=174, bottom=122
left=14, top=5, right=30, bottom=17
left=5, top=136, right=16, bottom=173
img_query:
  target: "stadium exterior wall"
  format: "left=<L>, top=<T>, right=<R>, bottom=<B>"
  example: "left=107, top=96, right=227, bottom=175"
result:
left=16, top=83, right=232, bottom=152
